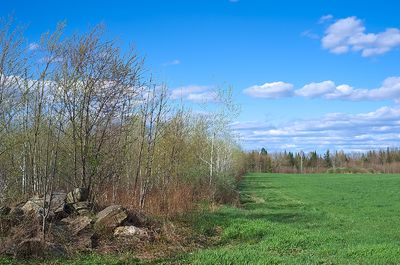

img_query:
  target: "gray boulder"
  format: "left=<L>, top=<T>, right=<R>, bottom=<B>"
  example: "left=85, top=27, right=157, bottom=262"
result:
left=94, top=205, right=127, bottom=230
left=49, top=192, right=67, bottom=215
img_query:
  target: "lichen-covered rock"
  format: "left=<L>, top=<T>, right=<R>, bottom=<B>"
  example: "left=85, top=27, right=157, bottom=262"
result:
left=21, top=193, right=67, bottom=216
left=61, top=215, right=92, bottom=236
left=66, top=188, right=89, bottom=204
left=114, top=225, right=148, bottom=238
left=94, top=205, right=127, bottom=230
left=21, top=199, right=43, bottom=215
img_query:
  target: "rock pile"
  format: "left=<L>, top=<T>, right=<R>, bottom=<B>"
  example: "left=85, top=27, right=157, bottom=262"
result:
left=0, top=189, right=152, bottom=258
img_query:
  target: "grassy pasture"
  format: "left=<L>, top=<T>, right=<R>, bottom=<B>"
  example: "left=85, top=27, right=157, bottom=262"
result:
left=174, top=173, right=400, bottom=264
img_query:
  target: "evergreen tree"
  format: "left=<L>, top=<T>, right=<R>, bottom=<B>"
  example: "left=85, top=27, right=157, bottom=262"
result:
left=324, top=150, right=332, bottom=168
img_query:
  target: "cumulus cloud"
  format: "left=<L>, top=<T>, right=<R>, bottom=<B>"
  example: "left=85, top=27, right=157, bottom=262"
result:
left=322, top=16, right=400, bottom=57
left=234, top=106, right=400, bottom=152
left=244, top=77, right=400, bottom=102
left=170, top=85, right=217, bottom=103
left=318, top=76, right=400, bottom=101
left=243, top=82, right=294, bottom=98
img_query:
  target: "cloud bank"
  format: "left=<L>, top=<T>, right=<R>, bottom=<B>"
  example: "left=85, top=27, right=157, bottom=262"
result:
left=244, top=76, right=400, bottom=102
left=233, top=106, right=400, bottom=152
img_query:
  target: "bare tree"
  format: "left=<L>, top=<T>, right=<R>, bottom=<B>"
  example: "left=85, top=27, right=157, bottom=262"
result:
left=55, top=26, right=143, bottom=195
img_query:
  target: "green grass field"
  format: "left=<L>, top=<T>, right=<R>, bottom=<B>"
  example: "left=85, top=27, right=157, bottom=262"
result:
left=174, top=173, right=400, bottom=264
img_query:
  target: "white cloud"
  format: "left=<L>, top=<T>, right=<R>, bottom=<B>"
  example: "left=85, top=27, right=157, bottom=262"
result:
left=170, top=85, right=217, bottom=103
left=322, top=16, right=400, bottom=57
left=319, top=14, right=333, bottom=24
left=325, top=76, right=400, bottom=101
left=163, top=59, right=181, bottom=66
left=235, top=106, right=400, bottom=152
left=243, top=81, right=294, bottom=98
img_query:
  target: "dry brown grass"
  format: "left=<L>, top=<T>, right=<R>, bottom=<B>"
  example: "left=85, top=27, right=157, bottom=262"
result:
left=96, top=180, right=231, bottom=218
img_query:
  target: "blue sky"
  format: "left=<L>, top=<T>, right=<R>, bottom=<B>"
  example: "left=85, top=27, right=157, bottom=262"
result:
left=2, top=0, right=400, bottom=152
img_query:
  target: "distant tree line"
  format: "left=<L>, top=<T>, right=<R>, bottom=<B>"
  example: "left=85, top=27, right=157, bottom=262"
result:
left=245, top=147, right=400, bottom=174
left=0, top=17, right=247, bottom=215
